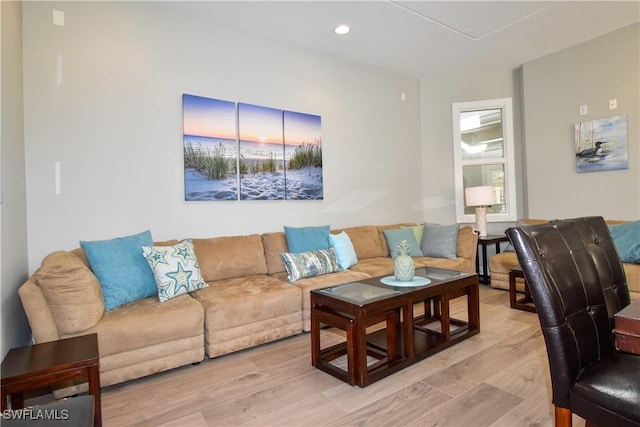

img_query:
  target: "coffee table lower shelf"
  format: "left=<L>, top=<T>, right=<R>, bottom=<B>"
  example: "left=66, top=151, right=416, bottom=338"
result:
left=312, top=310, right=479, bottom=387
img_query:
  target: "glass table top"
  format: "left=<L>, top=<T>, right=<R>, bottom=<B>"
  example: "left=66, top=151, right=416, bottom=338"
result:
left=314, top=267, right=470, bottom=306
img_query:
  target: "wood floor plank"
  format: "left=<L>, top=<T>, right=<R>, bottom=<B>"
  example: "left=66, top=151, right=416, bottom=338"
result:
left=422, top=327, right=541, bottom=398
left=200, top=370, right=343, bottom=426
left=242, top=394, right=348, bottom=427
left=103, top=355, right=314, bottom=426
left=406, top=383, right=523, bottom=427
left=326, top=380, right=451, bottom=426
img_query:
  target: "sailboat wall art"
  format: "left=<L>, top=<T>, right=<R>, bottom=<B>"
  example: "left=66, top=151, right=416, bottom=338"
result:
left=183, top=94, right=323, bottom=201
left=574, top=115, right=628, bottom=173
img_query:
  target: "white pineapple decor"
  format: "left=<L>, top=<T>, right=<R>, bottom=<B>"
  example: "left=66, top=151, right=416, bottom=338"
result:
left=394, top=240, right=415, bottom=281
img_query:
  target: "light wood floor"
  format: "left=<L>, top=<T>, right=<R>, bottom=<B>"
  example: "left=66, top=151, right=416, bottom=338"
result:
left=99, top=286, right=587, bottom=427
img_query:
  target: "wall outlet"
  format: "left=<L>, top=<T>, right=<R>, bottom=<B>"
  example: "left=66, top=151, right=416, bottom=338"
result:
left=609, top=99, right=617, bottom=110
left=579, top=105, right=588, bottom=116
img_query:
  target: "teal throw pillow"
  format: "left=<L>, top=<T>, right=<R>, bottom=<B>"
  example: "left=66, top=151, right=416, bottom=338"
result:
left=80, top=230, right=157, bottom=311
left=284, top=225, right=331, bottom=253
left=383, top=228, right=423, bottom=258
left=329, top=231, right=358, bottom=270
left=609, top=221, right=640, bottom=264
left=142, top=239, right=208, bottom=302
left=421, top=223, right=458, bottom=259
left=279, top=248, right=341, bottom=283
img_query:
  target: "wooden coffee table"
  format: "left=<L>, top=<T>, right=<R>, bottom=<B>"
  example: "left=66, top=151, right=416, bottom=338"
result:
left=1, top=333, right=101, bottom=427
left=311, top=267, right=479, bottom=387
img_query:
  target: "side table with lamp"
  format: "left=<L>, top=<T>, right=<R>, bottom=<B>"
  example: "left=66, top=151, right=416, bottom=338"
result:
left=465, top=186, right=507, bottom=284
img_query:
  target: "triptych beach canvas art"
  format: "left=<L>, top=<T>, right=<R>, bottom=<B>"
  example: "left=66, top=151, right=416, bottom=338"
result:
left=574, top=115, right=628, bottom=173
left=183, top=94, right=323, bottom=201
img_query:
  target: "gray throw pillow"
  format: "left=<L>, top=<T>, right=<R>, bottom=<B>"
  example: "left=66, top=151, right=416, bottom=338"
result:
left=421, top=223, right=458, bottom=259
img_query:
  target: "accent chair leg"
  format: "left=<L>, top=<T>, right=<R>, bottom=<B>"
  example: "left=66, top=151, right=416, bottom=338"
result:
left=555, top=406, right=572, bottom=427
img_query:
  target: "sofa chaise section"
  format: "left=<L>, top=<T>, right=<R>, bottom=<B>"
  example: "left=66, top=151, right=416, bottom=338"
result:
left=191, top=234, right=302, bottom=357
left=18, top=250, right=205, bottom=392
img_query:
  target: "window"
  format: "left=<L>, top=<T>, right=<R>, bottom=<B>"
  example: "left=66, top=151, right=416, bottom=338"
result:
left=452, top=98, right=517, bottom=224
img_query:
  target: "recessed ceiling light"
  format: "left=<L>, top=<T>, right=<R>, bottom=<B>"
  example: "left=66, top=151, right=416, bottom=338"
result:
left=334, top=25, right=350, bottom=35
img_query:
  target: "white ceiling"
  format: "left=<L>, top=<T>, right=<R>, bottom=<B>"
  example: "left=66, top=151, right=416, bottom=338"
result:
left=164, top=1, right=640, bottom=77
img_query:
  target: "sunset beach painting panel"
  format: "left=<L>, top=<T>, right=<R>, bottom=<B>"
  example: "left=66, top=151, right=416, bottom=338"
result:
left=238, top=103, right=286, bottom=200
left=284, top=111, right=323, bottom=200
left=183, top=94, right=239, bottom=201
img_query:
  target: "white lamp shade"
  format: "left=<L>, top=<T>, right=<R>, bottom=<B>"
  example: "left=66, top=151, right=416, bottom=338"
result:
left=465, top=186, right=495, bottom=207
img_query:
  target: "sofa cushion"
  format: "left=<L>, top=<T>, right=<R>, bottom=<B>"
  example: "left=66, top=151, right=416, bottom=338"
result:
left=609, top=220, right=640, bottom=263
left=262, top=232, right=288, bottom=275
left=191, top=275, right=301, bottom=331
left=35, top=251, right=104, bottom=335
left=72, top=293, right=204, bottom=357
left=79, top=230, right=157, bottom=311
left=337, top=225, right=387, bottom=260
left=192, top=234, right=268, bottom=281
left=421, top=223, right=458, bottom=259
left=280, top=248, right=341, bottom=283
left=284, top=225, right=331, bottom=253
left=142, top=239, right=208, bottom=302
left=348, top=257, right=396, bottom=278
left=329, top=231, right=358, bottom=270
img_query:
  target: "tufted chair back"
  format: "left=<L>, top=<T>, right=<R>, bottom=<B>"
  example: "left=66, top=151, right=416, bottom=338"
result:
left=558, top=216, right=630, bottom=325
left=506, top=219, right=614, bottom=408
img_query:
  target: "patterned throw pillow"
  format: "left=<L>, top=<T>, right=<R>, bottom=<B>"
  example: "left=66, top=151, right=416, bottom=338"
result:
left=279, top=248, right=341, bottom=283
left=142, top=239, right=208, bottom=302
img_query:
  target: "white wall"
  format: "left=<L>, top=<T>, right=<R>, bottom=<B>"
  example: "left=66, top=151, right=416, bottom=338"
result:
left=522, top=23, right=640, bottom=220
left=22, top=1, right=422, bottom=272
left=1, top=0, right=30, bottom=357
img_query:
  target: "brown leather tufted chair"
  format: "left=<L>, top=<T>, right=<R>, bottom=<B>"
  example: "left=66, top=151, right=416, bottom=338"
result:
left=507, top=217, right=640, bottom=427
left=557, top=216, right=631, bottom=325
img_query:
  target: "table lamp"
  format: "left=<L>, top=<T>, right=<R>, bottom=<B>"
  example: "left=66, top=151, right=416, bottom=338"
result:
left=465, top=186, right=495, bottom=237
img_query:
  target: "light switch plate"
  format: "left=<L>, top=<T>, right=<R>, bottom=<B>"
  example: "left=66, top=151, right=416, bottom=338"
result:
left=609, top=99, right=617, bottom=110
left=579, top=105, right=588, bottom=116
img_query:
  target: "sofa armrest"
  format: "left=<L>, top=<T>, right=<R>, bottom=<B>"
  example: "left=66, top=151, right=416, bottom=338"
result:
left=455, top=225, right=478, bottom=274
left=18, top=279, right=60, bottom=344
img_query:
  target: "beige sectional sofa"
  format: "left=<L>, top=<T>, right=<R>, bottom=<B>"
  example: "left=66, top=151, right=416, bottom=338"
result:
left=18, top=223, right=478, bottom=391
left=489, top=219, right=639, bottom=300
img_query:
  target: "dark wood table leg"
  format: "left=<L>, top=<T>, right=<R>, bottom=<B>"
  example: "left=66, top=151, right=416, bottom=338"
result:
left=355, top=313, right=368, bottom=387
left=440, top=294, right=451, bottom=340
left=88, top=363, right=102, bottom=427
left=402, top=302, right=414, bottom=358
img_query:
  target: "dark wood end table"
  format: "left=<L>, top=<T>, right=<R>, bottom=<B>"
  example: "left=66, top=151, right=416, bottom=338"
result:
left=1, top=333, right=101, bottom=427
left=476, top=234, right=509, bottom=284
left=509, top=267, right=536, bottom=312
